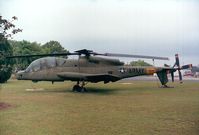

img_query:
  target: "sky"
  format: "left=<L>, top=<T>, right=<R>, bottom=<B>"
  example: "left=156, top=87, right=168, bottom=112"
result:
left=1, top=0, right=199, bottom=66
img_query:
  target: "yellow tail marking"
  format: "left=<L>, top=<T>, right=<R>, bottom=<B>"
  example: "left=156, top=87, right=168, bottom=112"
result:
left=146, top=68, right=157, bottom=75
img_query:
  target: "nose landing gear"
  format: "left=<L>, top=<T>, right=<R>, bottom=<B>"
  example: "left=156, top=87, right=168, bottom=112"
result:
left=72, top=81, right=87, bottom=92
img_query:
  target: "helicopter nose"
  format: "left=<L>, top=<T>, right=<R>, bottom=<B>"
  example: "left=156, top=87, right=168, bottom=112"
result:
left=16, top=71, right=25, bottom=80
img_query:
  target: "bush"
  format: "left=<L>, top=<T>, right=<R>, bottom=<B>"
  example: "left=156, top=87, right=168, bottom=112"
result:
left=0, top=39, right=14, bottom=83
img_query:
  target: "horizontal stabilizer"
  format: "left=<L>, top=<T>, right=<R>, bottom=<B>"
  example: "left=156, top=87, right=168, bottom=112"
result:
left=181, top=64, right=192, bottom=70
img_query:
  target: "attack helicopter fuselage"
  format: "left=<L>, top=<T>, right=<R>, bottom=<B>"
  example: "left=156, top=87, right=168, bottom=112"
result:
left=8, top=49, right=191, bottom=91
left=16, top=56, right=159, bottom=83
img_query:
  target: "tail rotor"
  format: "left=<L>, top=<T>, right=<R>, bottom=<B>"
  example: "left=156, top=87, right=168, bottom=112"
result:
left=155, top=54, right=192, bottom=87
left=172, top=54, right=183, bottom=83
left=172, top=54, right=192, bottom=83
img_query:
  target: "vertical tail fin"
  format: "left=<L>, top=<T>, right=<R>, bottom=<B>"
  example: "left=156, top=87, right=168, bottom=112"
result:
left=157, top=71, right=168, bottom=85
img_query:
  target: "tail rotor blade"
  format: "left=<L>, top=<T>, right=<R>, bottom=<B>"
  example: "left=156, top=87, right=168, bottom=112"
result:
left=171, top=72, right=174, bottom=82
left=172, top=54, right=192, bottom=84
left=178, top=70, right=183, bottom=83
left=174, top=54, right=183, bottom=83
left=175, top=54, right=180, bottom=67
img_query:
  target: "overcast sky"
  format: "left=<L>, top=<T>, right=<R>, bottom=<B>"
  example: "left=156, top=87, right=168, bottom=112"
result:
left=1, top=0, right=199, bottom=66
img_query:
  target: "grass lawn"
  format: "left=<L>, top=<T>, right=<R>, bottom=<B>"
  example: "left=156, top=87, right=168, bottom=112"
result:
left=0, top=79, right=199, bottom=135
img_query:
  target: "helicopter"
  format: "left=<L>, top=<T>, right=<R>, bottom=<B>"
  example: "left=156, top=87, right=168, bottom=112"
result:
left=6, top=49, right=192, bottom=92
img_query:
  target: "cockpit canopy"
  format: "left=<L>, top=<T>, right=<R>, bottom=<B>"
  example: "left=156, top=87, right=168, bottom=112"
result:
left=25, top=57, right=66, bottom=72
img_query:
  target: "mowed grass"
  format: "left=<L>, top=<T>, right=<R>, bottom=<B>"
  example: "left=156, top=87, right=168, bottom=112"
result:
left=0, top=79, right=199, bottom=135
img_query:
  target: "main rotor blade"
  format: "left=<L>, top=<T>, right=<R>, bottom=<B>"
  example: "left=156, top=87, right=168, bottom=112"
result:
left=97, top=53, right=169, bottom=60
left=4, top=49, right=169, bottom=60
left=5, top=52, right=78, bottom=59
left=178, top=70, right=183, bottom=83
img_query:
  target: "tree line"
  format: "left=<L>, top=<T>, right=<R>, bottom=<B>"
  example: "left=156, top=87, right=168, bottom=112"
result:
left=9, top=40, right=68, bottom=70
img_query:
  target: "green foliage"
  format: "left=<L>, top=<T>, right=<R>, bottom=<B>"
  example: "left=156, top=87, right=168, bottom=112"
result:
left=0, top=39, right=14, bottom=83
left=10, top=40, right=68, bottom=70
left=0, top=16, right=22, bottom=39
left=10, top=40, right=42, bottom=69
left=130, top=60, right=152, bottom=66
left=0, top=16, right=22, bottom=83
left=42, top=41, right=68, bottom=54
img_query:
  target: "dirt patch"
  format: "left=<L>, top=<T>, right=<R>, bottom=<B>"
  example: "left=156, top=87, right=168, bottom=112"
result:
left=26, top=88, right=45, bottom=91
left=0, top=102, right=12, bottom=111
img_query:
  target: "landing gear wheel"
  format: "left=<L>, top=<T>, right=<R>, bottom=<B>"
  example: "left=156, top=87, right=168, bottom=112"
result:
left=72, top=81, right=88, bottom=92
left=73, top=85, right=80, bottom=92
left=81, top=87, right=87, bottom=92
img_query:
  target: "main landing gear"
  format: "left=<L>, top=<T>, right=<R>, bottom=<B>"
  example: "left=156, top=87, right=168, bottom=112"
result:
left=72, top=81, right=87, bottom=92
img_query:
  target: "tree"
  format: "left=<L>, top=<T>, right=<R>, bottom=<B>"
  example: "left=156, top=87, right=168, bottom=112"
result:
left=130, top=60, right=152, bottom=66
left=0, top=39, right=14, bottom=83
left=0, top=16, right=22, bottom=40
left=10, top=40, right=42, bottom=70
left=42, top=41, right=68, bottom=54
left=10, top=40, right=68, bottom=70
left=0, top=16, right=22, bottom=83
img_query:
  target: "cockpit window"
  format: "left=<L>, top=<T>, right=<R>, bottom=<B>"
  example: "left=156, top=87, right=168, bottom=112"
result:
left=40, top=58, right=47, bottom=70
left=56, top=58, right=66, bottom=66
left=26, top=59, right=41, bottom=72
left=46, top=57, right=56, bottom=68
left=25, top=57, right=66, bottom=72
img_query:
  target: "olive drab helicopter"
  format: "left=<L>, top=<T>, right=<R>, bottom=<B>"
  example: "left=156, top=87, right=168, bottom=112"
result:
left=6, top=49, right=192, bottom=92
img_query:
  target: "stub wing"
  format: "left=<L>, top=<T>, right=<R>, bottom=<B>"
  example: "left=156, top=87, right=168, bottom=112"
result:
left=57, top=72, right=120, bottom=83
